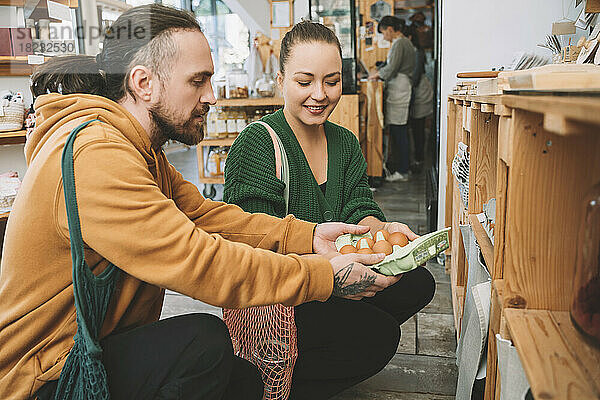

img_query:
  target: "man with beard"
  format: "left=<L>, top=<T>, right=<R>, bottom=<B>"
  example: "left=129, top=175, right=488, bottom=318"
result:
left=0, top=4, right=400, bottom=400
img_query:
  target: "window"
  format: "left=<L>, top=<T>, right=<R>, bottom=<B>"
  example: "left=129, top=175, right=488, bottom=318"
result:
left=192, top=0, right=250, bottom=74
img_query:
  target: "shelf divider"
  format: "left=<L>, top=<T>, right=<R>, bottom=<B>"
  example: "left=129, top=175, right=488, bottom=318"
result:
left=469, top=214, right=494, bottom=270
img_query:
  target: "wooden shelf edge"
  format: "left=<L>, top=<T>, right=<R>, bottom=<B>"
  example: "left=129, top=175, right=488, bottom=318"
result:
left=0, top=211, right=9, bottom=221
left=0, top=130, right=27, bottom=145
left=504, top=309, right=600, bottom=399
left=216, top=97, right=284, bottom=107
left=466, top=94, right=502, bottom=105
left=198, top=138, right=236, bottom=146
left=468, top=214, right=494, bottom=270
left=199, top=177, right=224, bottom=184
left=502, top=95, right=600, bottom=129
left=457, top=71, right=500, bottom=79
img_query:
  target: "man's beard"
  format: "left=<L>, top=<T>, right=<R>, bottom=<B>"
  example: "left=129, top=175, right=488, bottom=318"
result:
left=149, top=100, right=208, bottom=148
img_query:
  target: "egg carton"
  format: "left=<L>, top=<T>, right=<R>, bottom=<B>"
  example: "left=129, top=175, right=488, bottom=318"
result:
left=335, top=227, right=451, bottom=276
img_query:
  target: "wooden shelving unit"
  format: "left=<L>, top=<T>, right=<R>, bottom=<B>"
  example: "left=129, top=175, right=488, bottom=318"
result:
left=0, top=130, right=27, bottom=145
left=196, top=137, right=236, bottom=186
left=0, top=0, right=78, bottom=76
left=446, top=92, right=600, bottom=399
left=0, top=212, right=9, bottom=222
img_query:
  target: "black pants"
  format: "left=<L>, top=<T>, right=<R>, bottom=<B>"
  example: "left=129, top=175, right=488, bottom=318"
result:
left=290, top=266, right=435, bottom=399
left=35, top=314, right=263, bottom=400
left=388, top=124, right=410, bottom=174
left=409, top=117, right=426, bottom=164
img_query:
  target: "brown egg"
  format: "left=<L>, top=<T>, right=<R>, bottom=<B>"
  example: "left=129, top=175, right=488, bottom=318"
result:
left=356, top=237, right=375, bottom=249
left=372, top=240, right=393, bottom=255
left=388, top=232, right=409, bottom=247
left=374, top=229, right=390, bottom=241
left=373, top=231, right=388, bottom=243
left=357, top=247, right=374, bottom=254
left=339, top=244, right=357, bottom=254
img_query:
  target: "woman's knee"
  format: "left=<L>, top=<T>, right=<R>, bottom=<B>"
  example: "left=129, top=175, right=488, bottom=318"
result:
left=412, top=267, right=436, bottom=307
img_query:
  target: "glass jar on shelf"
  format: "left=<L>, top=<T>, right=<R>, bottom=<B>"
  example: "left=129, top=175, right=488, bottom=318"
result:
left=214, top=73, right=227, bottom=100
left=226, top=108, right=238, bottom=138
left=255, top=73, right=275, bottom=97
left=205, top=108, right=218, bottom=139
left=219, top=147, right=229, bottom=174
left=206, top=146, right=223, bottom=177
left=571, top=181, right=600, bottom=346
left=227, top=68, right=249, bottom=98
left=216, top=107, right=228, bottom=139
left=236, top=109, right=247, bottom=133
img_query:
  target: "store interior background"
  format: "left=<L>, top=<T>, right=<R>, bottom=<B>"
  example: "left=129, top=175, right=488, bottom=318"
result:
left=0, top=0, right=590, bottom=230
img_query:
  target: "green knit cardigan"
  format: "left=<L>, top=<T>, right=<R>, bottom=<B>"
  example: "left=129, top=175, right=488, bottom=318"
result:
left=224, top=109, right=385, bottom=225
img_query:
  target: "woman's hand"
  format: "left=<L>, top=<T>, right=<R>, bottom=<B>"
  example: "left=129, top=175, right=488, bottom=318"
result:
left=329, top=252, right=401, bottom=300
left=383, top=221, right=419, bottom=241
left=313, top=222, right=370, bottom=255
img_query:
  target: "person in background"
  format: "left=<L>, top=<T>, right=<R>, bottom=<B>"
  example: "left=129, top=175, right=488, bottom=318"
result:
left=406, top=23, right=434, bottom=173
left=368, top=16, right=416, bottom=182
left=224, top=21, right=435, bottom=400
left=0, top=6, right=396, bottom=400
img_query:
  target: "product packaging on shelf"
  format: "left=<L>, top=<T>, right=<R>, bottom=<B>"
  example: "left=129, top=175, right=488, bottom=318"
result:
left=335, top=227, right=451, bottom=276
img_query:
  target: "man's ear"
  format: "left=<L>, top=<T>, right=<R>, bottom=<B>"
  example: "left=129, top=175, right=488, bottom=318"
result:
left=276, top=71, right=284, bottom=90
left=128, top=65, right=155, bottom=102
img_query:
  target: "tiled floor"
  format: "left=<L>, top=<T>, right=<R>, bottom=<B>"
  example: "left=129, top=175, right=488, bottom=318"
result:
left=162, top=146, right=458, bottom=399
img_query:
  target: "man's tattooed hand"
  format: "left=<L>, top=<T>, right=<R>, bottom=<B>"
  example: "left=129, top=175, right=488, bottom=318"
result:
left=333, top=263, right=377, bottom=297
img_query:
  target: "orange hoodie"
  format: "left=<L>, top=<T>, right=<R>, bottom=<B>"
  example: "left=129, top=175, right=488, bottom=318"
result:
left=0, top=94, right=333, bottom=398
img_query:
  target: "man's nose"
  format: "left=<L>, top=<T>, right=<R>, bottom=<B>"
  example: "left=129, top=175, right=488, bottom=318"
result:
left=202, top=81, right=217, bottom=105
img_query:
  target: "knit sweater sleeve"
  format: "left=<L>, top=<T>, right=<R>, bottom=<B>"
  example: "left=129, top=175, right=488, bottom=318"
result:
left=224, top=123, right=287, bottom=218
left=338, top=129, right=386, bottom=224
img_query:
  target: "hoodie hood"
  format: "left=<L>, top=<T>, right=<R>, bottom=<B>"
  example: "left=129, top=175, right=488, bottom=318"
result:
left=26, top=93, right=153, bottom=165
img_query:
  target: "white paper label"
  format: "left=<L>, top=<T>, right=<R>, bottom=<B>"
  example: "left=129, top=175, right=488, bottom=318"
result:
left=226, top=119, right=237, bottom=133
left=27, top=55, right=45, bottom=65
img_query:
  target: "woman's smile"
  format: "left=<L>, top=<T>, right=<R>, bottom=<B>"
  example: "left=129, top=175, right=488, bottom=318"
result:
left=304, top=104, right=328, bottom=115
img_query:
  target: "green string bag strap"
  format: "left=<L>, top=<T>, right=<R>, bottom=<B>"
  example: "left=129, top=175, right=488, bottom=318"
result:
left=54, top=119, right=120, bottom=400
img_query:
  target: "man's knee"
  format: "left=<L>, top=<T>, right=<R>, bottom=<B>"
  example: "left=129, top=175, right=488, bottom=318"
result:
left=362, top=313, right=400, bottom=376
left=222, top=357, right=264, bottom=400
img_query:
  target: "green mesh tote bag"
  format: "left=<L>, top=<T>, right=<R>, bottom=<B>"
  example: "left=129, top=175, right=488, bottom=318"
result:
left=54, top=119, right=120, bottom=400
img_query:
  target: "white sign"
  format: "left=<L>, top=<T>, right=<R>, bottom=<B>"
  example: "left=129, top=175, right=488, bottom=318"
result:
left=47, top=1, right=72, bottom=22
